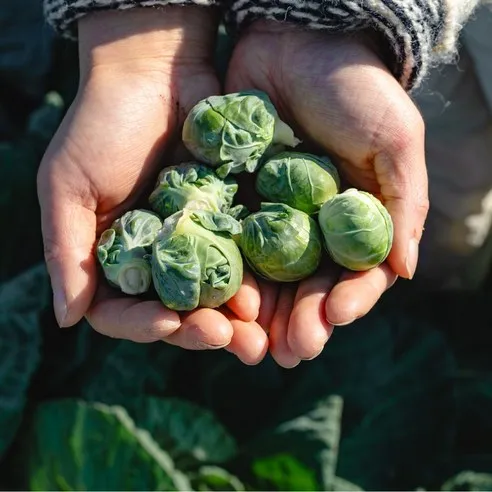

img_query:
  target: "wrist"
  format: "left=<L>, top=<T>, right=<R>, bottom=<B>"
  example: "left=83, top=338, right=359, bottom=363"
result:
left=78, top=7, right=219, bottom=80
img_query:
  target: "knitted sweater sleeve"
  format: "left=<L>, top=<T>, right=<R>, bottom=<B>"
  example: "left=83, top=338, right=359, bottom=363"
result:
left=224, top=0, right=484, bottom=91
left=43, top=0, right=218, bottom=40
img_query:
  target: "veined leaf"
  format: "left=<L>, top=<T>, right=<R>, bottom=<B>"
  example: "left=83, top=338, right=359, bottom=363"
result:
left=0, top=265, right=45, bottom=457
left=22, top=399, right=191, bottom=491
left=127, top=397, right=237, bottom=469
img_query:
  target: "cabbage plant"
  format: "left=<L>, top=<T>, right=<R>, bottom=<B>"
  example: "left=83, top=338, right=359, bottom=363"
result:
left=182, top=90, right=300, bottom=178
left=318, top=188, right=393, bottom=271
left=152, top=209, right=243, bottom=311
left=256, top=152, right=340, bottom=214
left=97, top=209, right=162, bottom=295
left=239, top=203, right=322, bottom=282
left=149, top=162, right=238, bottom=219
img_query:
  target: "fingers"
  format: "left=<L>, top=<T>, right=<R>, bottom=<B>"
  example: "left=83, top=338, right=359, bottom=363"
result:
left=226, top=269, right=261, bottom=322
left=38, top=174, right=98, bottom=328
left=325, top=262, right=397, bottom=326
left=256, top=279, right=279, bottom=333
left=269, top=285, right=301, bottom=369
left=89, top=301, right=234, bottom=350
left=286, top=271, right=336, bottom=360
left=164, top=309, right=233, bottom=349
left=221, top=308, right=269, bottom=365
left=86, top=296, right=181, bottom=342
left=372, top=103, right=429, bottom=279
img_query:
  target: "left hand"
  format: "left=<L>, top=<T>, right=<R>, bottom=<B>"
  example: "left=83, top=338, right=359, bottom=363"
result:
left=226, top=21, right=429, bottom=367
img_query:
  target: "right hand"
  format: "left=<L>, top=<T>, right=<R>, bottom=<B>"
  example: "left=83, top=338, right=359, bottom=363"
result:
left=225, top=22, right=429, bottom=367
left=37, top=8, right=268, bottom=365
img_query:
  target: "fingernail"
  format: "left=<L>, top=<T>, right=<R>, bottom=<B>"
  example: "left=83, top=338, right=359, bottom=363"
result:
left=333, top=318, right=355, bottom=327
left=300, top=347, right=325, bottom=361
left=406, top=238, right=419, bottom=279
left=327, top=316, right=355, bottom=327
left=53, top=289, right=68, bottom=327
left=201, top=342, right=230, bottom=350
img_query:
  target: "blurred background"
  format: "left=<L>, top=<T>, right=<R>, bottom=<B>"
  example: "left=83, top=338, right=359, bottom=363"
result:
left=1, top=2, right=492, bottom=491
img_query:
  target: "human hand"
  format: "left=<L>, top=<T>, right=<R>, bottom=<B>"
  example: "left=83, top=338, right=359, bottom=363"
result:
left=37, top=8, right=268, bottom=364
left=226, top=21, right=429, bottom=367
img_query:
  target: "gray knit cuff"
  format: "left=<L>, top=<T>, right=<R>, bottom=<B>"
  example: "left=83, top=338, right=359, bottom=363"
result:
left=44, top=0, right=218, bottom=40
left=224, top=0, right=447, bottom=91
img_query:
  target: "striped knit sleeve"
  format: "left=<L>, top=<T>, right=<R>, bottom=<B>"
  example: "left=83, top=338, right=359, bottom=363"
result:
left=44, top=0, right=217, bottom=40
left=224, top=0, right=483, bottom=91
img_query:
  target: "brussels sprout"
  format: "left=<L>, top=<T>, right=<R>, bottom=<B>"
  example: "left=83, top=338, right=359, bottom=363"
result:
left=152, top=209, right=243, bottom=311
left=182, top=90, right=301, bottom=178
left=318, top=188, right=393, bottom=271
left=97, top=209, right=162, bottom=295
left=149, top=162, right=238, bottom=219
left=239, top=203, right=322, bottom=282
left=256, top=152, right=340, bottom=214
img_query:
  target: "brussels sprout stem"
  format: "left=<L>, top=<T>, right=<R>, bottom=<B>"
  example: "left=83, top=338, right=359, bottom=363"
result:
left=273, top=117, right=302, bottom=147
left=118, top=263, right=152, bottom=295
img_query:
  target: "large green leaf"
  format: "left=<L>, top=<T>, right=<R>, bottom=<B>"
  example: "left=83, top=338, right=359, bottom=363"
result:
left=242, top=395, right=343, bottom=491
left=21, top=399, right=190, bottom=491
left=0, top=264, right=45, bottom=457
left=127, top=397, right=237, bottom=469
left=251, top=453, right=320, bottom=491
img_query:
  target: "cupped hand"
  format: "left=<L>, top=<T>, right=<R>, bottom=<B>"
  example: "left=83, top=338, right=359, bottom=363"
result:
left=37, top=8, right=268, bottom=364
left=226, top=21, right=429, bottom=367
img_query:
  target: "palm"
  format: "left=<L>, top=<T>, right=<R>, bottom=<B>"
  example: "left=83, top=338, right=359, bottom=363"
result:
left=228, top=25, right=422, bottom=201
left=45, top=70, right=220, bottom=233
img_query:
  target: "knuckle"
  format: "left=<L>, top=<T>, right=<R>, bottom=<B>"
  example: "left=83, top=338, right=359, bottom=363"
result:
left=139, top=322, right=168, bottom=343
left=42, top=236, right=62, bottom=265
left=380, top=103, right=425, bottom=156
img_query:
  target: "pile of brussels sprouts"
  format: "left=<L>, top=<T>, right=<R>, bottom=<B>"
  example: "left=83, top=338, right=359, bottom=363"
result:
left=96, top=90, right=394, bottom=311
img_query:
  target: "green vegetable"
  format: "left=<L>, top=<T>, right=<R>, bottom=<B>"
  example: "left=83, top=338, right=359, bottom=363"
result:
left=239, top=203, right=322, bottom=282
left=256, top=152, right=340, bottom=215
left=182, top=90, right=300, bottom=178
left=149, top=162, right=238, bottom=219
left=97, top=209, right=162, bottom=295
left=151, top=209, right=243, bottom=311
left=318, top=188, right=393, bottom=271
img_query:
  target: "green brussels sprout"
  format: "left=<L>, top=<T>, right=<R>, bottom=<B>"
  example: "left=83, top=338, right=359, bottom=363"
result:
left=239, top=203, right=322, bottom=282
left=97, top=209, right=162, bottom=295
left=149, top=162, right=238, bottom=219
left=152, top=209, right=243, bottom=311
left=182, top=90, right=301, bottom=178
left=256, top=152, right=340, bottom=214
left=318, top=188, right=393, bottom=271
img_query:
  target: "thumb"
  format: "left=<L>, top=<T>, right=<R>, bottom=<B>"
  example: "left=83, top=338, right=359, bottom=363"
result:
left=373, top=113, right=429, bottom=280
left=38, top=169, right=98, bottom=327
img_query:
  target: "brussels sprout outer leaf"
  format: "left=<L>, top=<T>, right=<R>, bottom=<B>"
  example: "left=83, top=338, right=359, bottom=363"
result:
left=152, top=233, right=202, bottom=311
left=239, top=203, right=322, bottom=282
left=318, top=189, right=394, bottom=271
left=190, top=209, right=242, bottom=236
left=227, top=204, right=250, bottom=221
left=112, top=209, right=163, bottom=249
left=148, top=162, right=238, bottom=219
left=256, top=152, right=340, bottom=214
left=97, top=229, right=116, bottom=265
left=152, top=210, right=243, bottom=311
